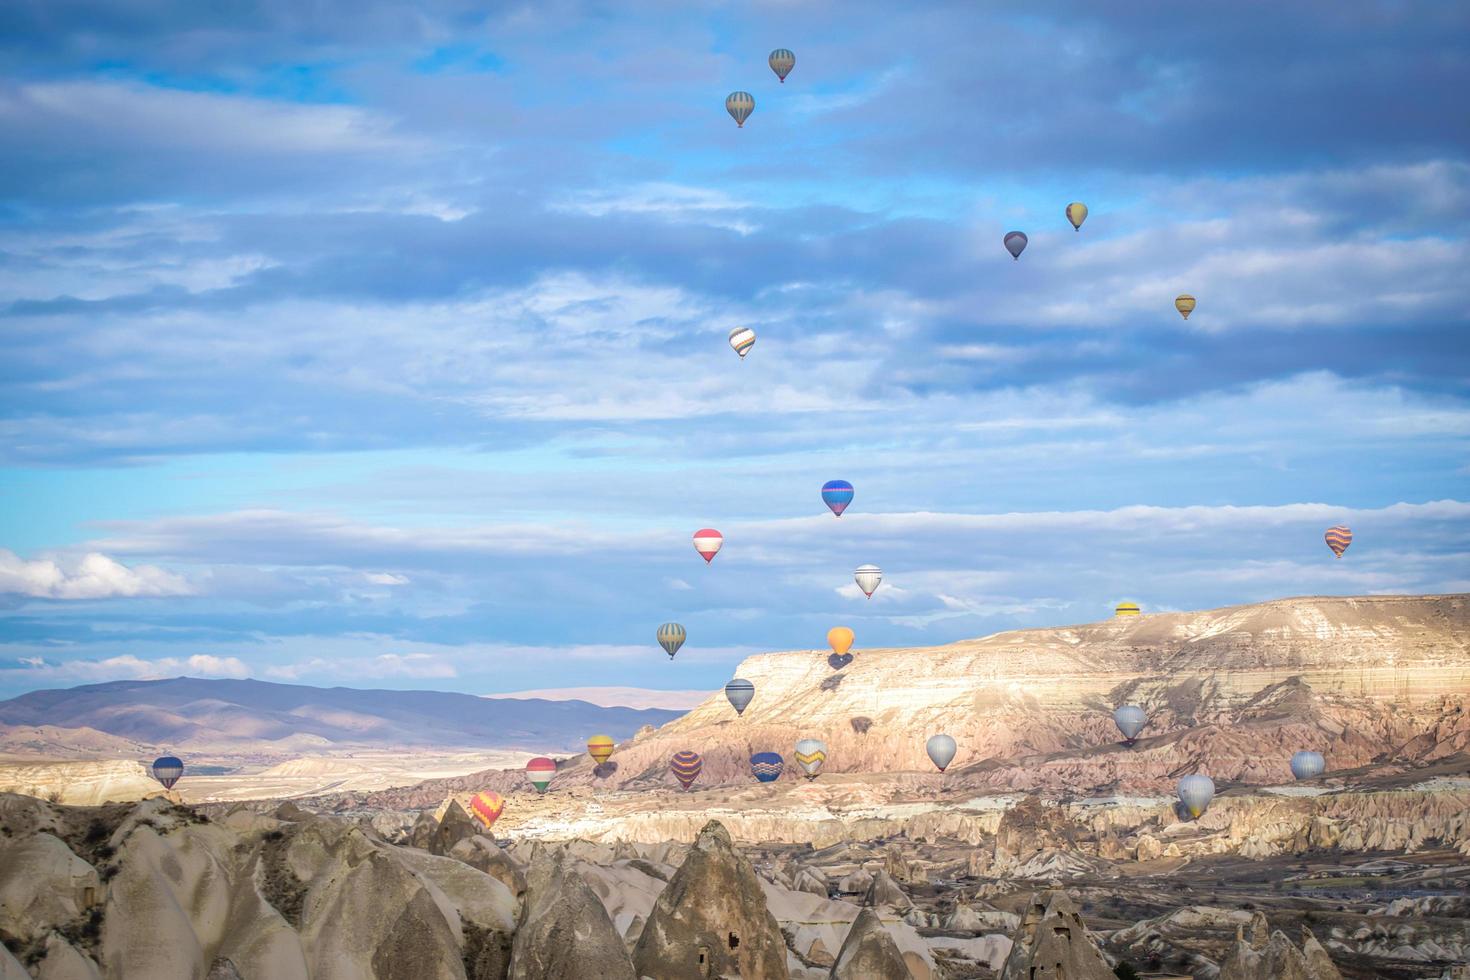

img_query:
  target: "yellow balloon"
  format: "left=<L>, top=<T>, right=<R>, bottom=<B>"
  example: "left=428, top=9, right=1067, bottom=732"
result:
left=827, top=626, right=854, bottom=655
left=1065, top=202, right=1088, bottom=231
left=1175, top=294, right=1196, bottom=319
left=586, top=735, right=614, bottom=764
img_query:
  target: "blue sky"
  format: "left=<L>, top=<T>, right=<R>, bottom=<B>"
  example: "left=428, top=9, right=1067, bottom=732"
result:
left=1, top=0, right=1467, bottom=700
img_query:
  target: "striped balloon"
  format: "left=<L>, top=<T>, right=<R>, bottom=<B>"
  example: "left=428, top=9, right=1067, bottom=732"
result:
left=769, top=48, right=795, bottom=82
left=728, top=326, right=756, bottom=359
left=525, top=756, right=556, bottom=793
left=854, top=564, right=882, bottom=598
left=1177, top=774, right=1215, bottom=819
left=470, top=790, right=504, bottom=832
left=1004, top=231, right=1028, bottom=260
left=725, top=677, right=755, bottom=715
left=151, top=755, right=184, bottom=790
left=1290, top=750, right=1326, bottom=781
left=693, top=528, right=723, bottom=563
left=794, top=739, right=827, bottom=779
left=586, top=734, right=615, bottom=765
left=670, top=750, right=702, bottom=791
left=750, top=752, right=784, bottom=783
left=1066, top=202, right=1088, bottom=231
left=726, top=91, right=754, bottom=128
left=1115, top=602, right=1140, bottom=617
left=657, top=622, right=686, bottom=658
left=1324, top=525, right=1352, bottom=559
left=1113, top=705, right=1147, bottom=743
left=821, top=479, right=854, bottom=516
left=1175, top=294, right=1196, bottom=319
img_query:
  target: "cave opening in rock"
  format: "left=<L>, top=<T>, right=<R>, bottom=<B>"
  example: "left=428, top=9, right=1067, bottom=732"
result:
left=727, top=932, right=740, bottom=950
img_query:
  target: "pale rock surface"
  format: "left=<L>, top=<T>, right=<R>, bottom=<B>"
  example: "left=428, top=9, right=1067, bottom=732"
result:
left=431, top=800, right=482, bottom=856
left=33, top=935, right=101, bottom=980
left=0, top=945, right=25, bottom=980
left=862, top=869, right=912, bottom=910
left=1219, top=912, right=1344, bottom=980
left=509, top=850, right=635, bottom=980
left=632, top=820, right=789, bottom=980
left=449, top=835, right=527, bottom=898
left=830, top=908, right=913, bottom=980
left=792, top=866, right=829, bottom=897
left=999, top=890, right=1114, bottom=980
left=0, top=832, right=99, bottom=941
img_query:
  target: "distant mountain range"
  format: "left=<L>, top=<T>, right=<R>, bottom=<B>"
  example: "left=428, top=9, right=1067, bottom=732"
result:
left=0, top=677, right=681, bottom=756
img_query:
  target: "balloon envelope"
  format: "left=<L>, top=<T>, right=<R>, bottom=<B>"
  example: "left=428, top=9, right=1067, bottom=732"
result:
left=1177, top=774, right=1215, bottom=819
left=1113, top=705, right=1147, bottom=742
left=926, top=734, right=957, bottom=772
left=470, top=790, right=504, bottom=831
left=821, top=479, right=854, bottom=516
left=693, top=529, right=723, bottom=563
left=750, top=752, right=784, bottom=783
left=525, top=757, right=556, bottom=793
left=729, top=326, right=756, bottom=359
left=586, top=735, right=615, bottom=764
left=1290, top=751, right=1326, bottom=780
left=1175, top=294, right=1196, bottom=319
left=1115, top=602, right=1140, bottom=617
left=769, top=48, right=795, bottom=82
left=1066, top=202, right=1088, bottom=231
left=670, top=750, right=703, bottom=791
left=725, top=678, right=755, bottom=715
left=794, top=739, right=828, bottom=779
left=726, top=91, right=754, bottom=127
left=827, top=626, right=854, bottom=656
left=657, top=622, right=686, bottom=658
left=854, top=564, right=882, bottom=598
left=151, top=755, right=184, bottom=790
left=1324, top=525, right=1352, bottom=559
left=1004, top=231, right=1028, bottom=260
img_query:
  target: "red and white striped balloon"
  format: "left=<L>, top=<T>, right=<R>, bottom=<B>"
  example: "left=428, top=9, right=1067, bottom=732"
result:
left=693, top=528, right=723, bottom=563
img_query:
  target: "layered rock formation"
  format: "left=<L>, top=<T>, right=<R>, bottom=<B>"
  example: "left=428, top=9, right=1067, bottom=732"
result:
left=1218, top=912, right=1343, bottom=980
left=999, top=891, right=1115, bottom=980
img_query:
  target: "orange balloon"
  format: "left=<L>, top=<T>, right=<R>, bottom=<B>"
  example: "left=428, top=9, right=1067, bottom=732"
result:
left=469, top=790, right=504, bottom=831
left=586, top=734, right=615, bottom=764
left=826, top=626, right=854, bottom=656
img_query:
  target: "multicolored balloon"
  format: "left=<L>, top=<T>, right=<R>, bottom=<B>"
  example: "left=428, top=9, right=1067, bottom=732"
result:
left=1290, top=751, right=1326, bottom=781
left=693, top=528, right=723, bottom=563
left=657, top=622, right=686, bottom=659
left=525, top=756, right=556, bottom=793
left=750, top=752, right=784, bottom=783
left=586, top=735, right=615, bottom=765
left=1177, top=774, right=1215, bottom=819
left=854, top=564, right=882, bottom=598
left=1115, top=602, right=1140, bottom=617
left=1113, top=705, right=1147, bottom=743
left=769, top=48, right=795, bottom=83
left=725, top=678, right=755, bottom=715
left=1175, top=294, right=1196, bottom=319
left=1066, top=202, right=1088, bottom=231
left=151, top=755, right=184, bottom=790
left=670, top=750, right=703, bottom=791
left=726, top=91, right=754, bottom=128
left=926, top=734, right=957, bottom=772
left=1325, top=525, right=1352, bottom=559
left=1004, top=231, right=1028, bottom=260
left=794, top=739, right=827, bottom=779
left=470, top=790, right=504, bottom=832
left=821, top=479, right=854, bottom=516
left=729, top=326, right=756, bottom=359
left=827, top=626, right=854, bottom=657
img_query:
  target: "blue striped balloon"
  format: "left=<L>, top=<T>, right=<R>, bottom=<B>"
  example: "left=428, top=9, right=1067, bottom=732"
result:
left=750, top=752, right=784, bottom=783
left=725, top=678, right=755, bottom=715
left=821, top=480, right=854, bottom=517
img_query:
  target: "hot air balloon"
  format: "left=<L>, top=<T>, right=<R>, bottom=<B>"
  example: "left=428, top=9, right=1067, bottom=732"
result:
left=1290, top=751, right=1326, bottom=781
left=586, top=735, right=615, bottom=765
left=750, top=752, right=784, bottom=783
left=1115, top=602, right=1140, bottom=617
left=1175, top=294, right=1196, bottom=319
left=854, top=564, right=882, bottom=598
left=693, top=529, right=723, bottom=563
left=1177, top=774, right=1215, bottom=819
left=729, top=326, right=756, bottom=359
left=726, top=91, right=754, bottom=128
left=821, top=479, right=854, bottom=517
left=1113, top=705, right=1147, bottom=744
left=151, top=755, right=184, bottom=790
left=525, top=757, right=556, bottom=793
left=1004, top=231, right=1028, bottom=260
left=769, top=48, right=795, bottom=83
left=926, top=734, right=957, bottom=772
left=657, top=622, right=686, bottom=659
left=827, top=626, right=854, bottom=657
left=470, top=790, right=504, bottom=831
left=1066, top=202, right=1088, bottom=231
left=794, top=739, right=827, bottom=779
left=670, top=750, right=703, bottom=791
left=1325, top=525, right=1352, bottom=559
left=725, top=678, right=755, bottom=715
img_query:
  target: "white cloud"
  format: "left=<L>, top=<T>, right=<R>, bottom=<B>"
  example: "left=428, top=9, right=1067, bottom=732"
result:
left=7, top=653, right=249, bottom=682
left=363, top=572, right=410, bottom=586
left=0, top=549, right=193, bottom=600
left=265, top=651, right=456, bottom=681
